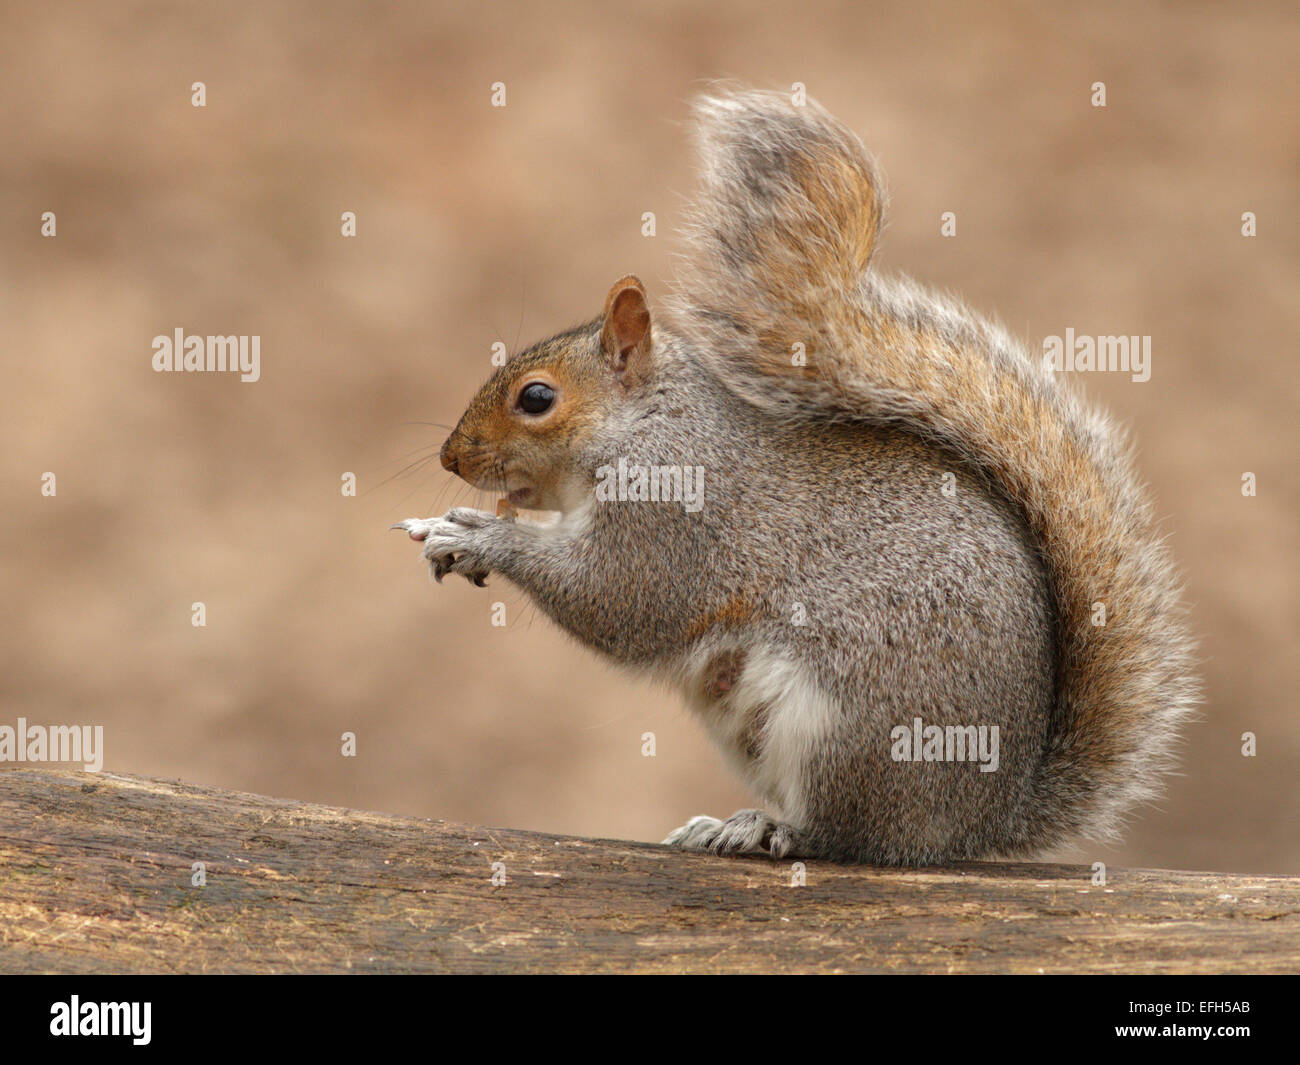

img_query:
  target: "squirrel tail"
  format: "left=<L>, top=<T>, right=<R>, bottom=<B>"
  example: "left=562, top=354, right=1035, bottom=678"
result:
left=667, top=86, right=1198, bottom=849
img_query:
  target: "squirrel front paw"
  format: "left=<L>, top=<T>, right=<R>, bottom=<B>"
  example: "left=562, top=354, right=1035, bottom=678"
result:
left=391, top=508, right=496, bottom=586
left=662, top=810, right=801, bottom=859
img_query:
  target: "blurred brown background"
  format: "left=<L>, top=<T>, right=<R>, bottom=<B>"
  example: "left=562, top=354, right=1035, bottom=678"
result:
left=2, top=0, right=1296, bottom=874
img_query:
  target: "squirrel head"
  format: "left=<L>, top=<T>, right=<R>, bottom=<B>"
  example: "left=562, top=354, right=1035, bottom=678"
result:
left=440, top=275, right=654, bottom=512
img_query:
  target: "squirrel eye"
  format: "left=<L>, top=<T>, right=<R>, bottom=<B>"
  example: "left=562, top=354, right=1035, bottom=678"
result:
left=517, top=382, right=556, bottom=415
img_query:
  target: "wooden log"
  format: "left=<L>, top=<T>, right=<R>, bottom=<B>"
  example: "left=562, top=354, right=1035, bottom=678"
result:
left=0, top=767, right=1296, bottom=974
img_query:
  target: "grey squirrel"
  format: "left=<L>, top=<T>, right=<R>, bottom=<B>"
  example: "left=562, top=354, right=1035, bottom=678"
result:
left=393, top=87, right=1196, bottom=865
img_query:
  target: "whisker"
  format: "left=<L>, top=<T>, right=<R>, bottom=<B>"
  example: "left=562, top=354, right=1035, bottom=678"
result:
left=396, top=421, right=455, bottom=431
left=385, top=442, right=443, bottom=465
left=513, top=279, right=526, bottom=353
left=365, top=451, right=444, bottom=496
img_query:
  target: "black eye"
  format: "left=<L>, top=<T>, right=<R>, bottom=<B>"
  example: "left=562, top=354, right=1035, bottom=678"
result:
left=517, top=382, right=555, bottom=415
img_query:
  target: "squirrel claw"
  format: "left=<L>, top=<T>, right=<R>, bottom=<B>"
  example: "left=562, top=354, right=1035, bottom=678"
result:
left=392, top=518, right=430, bottom=542
left=401, top=511, right=496, bottom=588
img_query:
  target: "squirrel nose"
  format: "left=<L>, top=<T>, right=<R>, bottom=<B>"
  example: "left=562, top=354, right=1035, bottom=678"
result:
left=440, top=439, right=460, bottom=476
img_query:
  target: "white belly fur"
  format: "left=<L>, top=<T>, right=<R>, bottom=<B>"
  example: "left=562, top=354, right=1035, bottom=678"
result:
left=674, top=642, right=841, bottom=826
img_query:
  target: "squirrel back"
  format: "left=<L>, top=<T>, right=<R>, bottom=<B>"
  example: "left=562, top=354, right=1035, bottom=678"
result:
left=665, top=88, right=1197, bottom=848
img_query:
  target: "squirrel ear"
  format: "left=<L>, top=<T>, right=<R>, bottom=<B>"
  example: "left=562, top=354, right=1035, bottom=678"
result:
left=600, top=276, right=652, bottom=383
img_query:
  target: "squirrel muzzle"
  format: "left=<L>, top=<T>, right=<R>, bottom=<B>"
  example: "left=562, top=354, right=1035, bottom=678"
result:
left=439, top=436, right=460, bottom=476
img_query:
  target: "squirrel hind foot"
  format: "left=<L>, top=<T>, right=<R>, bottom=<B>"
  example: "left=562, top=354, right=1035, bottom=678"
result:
left=662, top=809, right=803, bottom=860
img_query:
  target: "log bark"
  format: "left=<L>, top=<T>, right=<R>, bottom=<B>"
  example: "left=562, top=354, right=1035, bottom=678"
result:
left=1, top=767, right=1296, bottom=973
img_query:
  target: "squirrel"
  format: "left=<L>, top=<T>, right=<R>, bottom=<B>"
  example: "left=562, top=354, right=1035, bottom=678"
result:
left=393, top=87, right=1196, bottom=865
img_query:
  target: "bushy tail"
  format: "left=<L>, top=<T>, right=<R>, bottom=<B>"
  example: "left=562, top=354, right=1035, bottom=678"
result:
left=667, top=87, right=1197, bottom=848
